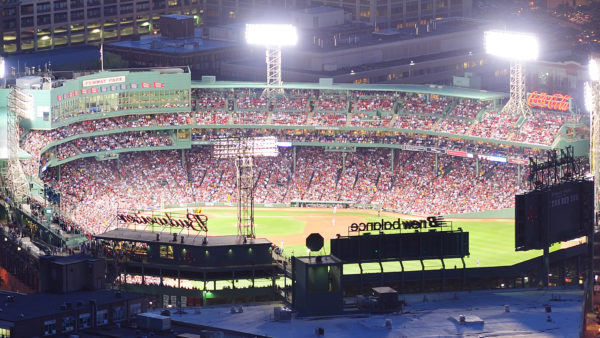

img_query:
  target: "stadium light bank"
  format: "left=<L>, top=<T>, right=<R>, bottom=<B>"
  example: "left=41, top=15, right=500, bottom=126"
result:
left=484, top=30, right=539, bottom=116
left=245, top=24, right=297, bottom=98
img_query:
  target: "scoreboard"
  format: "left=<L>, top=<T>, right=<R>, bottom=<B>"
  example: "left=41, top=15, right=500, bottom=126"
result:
left=515, top=180, right=593, bottom=251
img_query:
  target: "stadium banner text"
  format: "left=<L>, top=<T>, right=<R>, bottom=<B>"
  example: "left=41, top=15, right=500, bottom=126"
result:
left=117, top=212, right=208, bottom=232
left=348, top=216, right=449, bottom=234
left=526, top=91, right=571, bottom=111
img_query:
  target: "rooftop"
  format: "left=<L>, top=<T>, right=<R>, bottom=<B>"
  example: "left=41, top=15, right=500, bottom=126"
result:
left=161, top=14, right=193, bottom=21
left=190, top=80, right=506, bottom=101
left=0, top=289, right=143, bottom=322
left=299, top=7, right=342, bottom=14
left=106, top=29, right=237, bottom=54
left=95, top=228, right=271, bottom=247
left=151, top=287, right=584, bottom=337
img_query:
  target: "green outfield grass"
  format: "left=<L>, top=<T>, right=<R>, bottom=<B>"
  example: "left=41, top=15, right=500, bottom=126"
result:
left=155, top=207, right=557, bottom=274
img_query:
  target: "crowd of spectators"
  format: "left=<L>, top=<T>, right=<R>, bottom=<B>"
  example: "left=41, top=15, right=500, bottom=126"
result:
left=351, top=91, right=396, bottom=112
left=232, top=111, right=269, bottom=125
left=16, top=89, right=581, bottom=189
left=447, top=99, right=491, bottom=119
left=311, top=112, right=347, bottom=126
left=402, top=95, right=450, bottom=115
left=512, top=111, right=575, bottom=145
left=191, top=89, right=226, bottom=109
left=271, top=111, right=308, bottom=125
left=349, top=113, right=393, bottom=127
left=394, top=115, right=437, bottom=130
left=41, top=145, right=531, bottom=237
left=468, top=111, right=519, bottom=140
left=55, top=131, right=173, bottom=160
left=316, top=94, right=348, bottom=112
left=274, top=95, right=308, bottom=111
left=194, top=111, right=230, bottom=125
left=434, top=117, right=473, bottom=135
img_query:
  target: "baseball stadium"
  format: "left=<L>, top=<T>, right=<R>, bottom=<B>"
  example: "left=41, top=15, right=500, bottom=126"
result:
left=0, top=66, right=592, bottom=314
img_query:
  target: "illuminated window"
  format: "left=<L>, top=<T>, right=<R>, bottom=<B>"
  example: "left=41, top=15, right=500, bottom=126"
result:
left=62, top=316, right=75, bottom=333
left=78, top=313, right=91, bottom=329
left=96, top=309, right=108, bottom=326
left=160, top=245, right=173, bottom=259
left=113, top=306, right=125, bottom=322
left=43, top=320, right=56, bottom=336
left=0, top=327, right=10, bottom=337
left=129, top=303, right=142, bottom=317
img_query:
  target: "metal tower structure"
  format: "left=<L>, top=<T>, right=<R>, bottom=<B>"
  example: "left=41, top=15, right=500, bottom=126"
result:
left=588, top=60, right=600, bottom=230
left=484, top=30, right=538, bottom=117
left=213, top=136, right=278, bottom=238
left=245, top=24, right=297, bottom=99
left=264, top=46, right=284, bottom=98
left=501, top=62, right=531, bottom=116
left=5, top=87, right=32, bottom=204
left=592, top=94, right=600, bottom=229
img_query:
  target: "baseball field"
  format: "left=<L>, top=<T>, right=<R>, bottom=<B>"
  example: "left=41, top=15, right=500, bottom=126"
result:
left=153, top=207, right=560, bottom=274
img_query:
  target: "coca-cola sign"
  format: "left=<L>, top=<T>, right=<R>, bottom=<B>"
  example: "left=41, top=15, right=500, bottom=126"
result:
left=527, top=91, right=571, bottom=111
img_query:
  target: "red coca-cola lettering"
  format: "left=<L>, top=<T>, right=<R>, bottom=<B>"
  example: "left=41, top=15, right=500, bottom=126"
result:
left=527, top=91, right=571, bottom=111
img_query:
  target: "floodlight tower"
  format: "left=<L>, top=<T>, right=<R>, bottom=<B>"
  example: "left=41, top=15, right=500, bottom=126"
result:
left=213, top=136, right=278, bottom=238
left=586, top=58, right=600, bottom=228
left=484, top=30, right=539, bottom=116
left=245, top=24, right=297, bottom=98
left=5, top=85, right=33, bottom=204
left=585, top=57, right=600, bottom=316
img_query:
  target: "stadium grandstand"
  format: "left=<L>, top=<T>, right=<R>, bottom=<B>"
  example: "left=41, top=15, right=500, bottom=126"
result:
left=0, top=67, right=593, bottom=335
left=0, top=67, right=589, bottom=240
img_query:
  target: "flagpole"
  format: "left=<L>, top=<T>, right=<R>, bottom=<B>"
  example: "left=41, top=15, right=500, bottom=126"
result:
left=100, top=43, right=104, bottom=72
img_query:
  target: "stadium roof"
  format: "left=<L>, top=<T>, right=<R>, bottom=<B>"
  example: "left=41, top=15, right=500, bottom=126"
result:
left=95, top=228, right=271, bottom=247
left=154, top=287, right=583, bottom=337
left=191, top=80, right=507, bottom=101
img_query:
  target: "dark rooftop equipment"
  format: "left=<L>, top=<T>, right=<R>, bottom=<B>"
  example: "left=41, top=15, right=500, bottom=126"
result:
left=371, top=287, right=402, bottom=313
left=160, top=15, right=195, bottom=39
left=292, top=255, right=343, bottom=317
left=306, top=233, right=324, bottom=252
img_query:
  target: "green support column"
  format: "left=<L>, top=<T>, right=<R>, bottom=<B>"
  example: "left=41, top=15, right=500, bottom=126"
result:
left=475, top=155, right=479, bottom=176
left=434, top=153, right=438, bottom=176
left=342, top=152, right=346, bottom=172
left=518, top=164, right=522, bottom=184
left=390, top=149, right=394, bottom=173
left=57, top=164, right=61, bottom=181
left=181, top=149, right=186, bottom=168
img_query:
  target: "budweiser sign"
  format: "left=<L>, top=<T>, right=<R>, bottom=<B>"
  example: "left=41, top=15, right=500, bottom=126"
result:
left=527, top=91, right=571, bottom=111
left=117, top=212, right=208, bottom=232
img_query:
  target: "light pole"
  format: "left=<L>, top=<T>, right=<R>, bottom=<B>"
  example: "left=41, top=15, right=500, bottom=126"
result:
left=245, top=24, right=297, bottom=98
left=484, top=30, right=539, bottom=117
left=92, top=28, right=104, bottom=71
